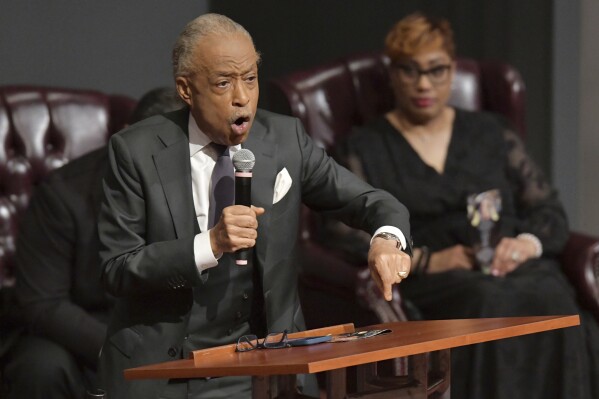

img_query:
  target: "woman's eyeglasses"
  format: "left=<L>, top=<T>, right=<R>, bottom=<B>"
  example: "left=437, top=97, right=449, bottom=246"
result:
left=394, top=64, right=452, bottom=86
left=236, top=330, right=289, bottom=352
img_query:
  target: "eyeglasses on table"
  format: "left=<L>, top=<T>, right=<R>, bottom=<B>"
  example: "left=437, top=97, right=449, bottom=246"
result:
left=236, top=330, right=290, bottom=352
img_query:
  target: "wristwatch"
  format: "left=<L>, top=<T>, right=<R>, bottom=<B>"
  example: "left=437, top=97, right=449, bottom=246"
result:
left=373, top=232, right=403, bottom=249
left=373, top=232, right=413, bottom=257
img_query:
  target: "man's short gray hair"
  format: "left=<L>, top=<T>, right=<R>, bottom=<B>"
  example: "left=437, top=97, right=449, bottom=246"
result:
left=172, top=13, right=258, bottom=78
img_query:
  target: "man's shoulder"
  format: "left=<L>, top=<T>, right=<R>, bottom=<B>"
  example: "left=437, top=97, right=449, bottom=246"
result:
left=114, top=109, right=188, bottom=145
left=30, top=146, right=107, bottom=210
left=45, top=147, right=108, bottom=186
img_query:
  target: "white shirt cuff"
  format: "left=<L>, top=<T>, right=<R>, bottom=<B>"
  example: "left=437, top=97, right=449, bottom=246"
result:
left=370, top=226, right=408, bottom=250
left=193, top=231, right=219, bottom=274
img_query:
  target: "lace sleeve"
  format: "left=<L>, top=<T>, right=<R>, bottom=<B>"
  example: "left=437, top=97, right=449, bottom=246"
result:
left=503, top=129, right=569, bottom=255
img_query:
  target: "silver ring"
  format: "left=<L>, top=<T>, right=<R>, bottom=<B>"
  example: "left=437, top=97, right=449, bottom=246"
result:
left=511, top=251, right=520, bottom=261
left=397, top=271, right=408, bottom=279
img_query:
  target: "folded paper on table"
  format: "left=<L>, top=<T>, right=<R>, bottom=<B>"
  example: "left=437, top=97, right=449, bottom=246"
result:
left=330, top=329, right=392, bottom=343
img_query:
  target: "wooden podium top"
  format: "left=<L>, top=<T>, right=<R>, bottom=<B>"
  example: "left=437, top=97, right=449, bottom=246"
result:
left=125, top=315, right=579, bottom=380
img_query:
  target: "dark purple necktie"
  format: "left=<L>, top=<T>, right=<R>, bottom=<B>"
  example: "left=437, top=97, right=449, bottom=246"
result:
left=208, top=144, right=234, bottom=228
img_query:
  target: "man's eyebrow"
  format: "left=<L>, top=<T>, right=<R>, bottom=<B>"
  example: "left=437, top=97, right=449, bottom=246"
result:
left=211, top=71, right=235, bottom=78
left=210, top=67, right=258, bottom=78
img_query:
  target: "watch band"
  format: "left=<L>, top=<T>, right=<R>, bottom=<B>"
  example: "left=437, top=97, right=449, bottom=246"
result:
left=373, top=232, right=403, bottom=250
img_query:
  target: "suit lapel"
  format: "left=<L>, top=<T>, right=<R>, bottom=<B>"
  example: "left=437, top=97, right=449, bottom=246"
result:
left=154, top=110, right=195, bottom=238
left=243, top=118, right=276, bottom=269
left=243, top=121, right=275, bottom=210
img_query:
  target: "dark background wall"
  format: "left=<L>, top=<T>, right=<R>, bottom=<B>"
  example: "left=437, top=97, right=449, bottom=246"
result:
left=0, top=1, right=209, bottom=98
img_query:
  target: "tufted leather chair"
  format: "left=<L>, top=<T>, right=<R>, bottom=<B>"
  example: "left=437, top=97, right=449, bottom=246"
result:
left=0, top=86, right=136, bottom=289
left=268, top=52, right=599, bottom=328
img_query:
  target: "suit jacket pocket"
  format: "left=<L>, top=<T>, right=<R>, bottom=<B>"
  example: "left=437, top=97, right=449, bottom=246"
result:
left=109, top=327, right=142, bottom=359
left=270, top=186, right=297, bottom=223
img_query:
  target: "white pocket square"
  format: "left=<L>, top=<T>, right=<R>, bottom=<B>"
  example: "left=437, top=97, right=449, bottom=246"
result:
left=273, top=168, right=292, bottom=204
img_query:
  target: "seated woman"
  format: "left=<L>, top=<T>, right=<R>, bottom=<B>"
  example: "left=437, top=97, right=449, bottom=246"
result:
left=331, top=12, right=599, bottom=399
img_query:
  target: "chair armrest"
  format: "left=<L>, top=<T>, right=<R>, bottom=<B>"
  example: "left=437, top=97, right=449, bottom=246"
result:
left=559, top=231, right=599, bottom=320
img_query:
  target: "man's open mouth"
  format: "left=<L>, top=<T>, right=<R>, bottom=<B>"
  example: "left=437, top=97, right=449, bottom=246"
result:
left=233, top=115, right=250, bottom=126
left=231, top=115, right=251, bottom=134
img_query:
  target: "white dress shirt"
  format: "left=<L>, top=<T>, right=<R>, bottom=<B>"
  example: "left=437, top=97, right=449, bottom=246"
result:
left=188, top=114, right=240, bottom=274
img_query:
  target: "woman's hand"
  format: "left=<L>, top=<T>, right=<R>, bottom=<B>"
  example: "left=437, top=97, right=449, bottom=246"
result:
left=490, top=237, right=538, bottom=277
left=427, top=245, right=475, bottom=273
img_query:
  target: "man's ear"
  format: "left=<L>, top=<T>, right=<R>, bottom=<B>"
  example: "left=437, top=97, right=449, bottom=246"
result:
left=175, top=77, right=192, bottom=106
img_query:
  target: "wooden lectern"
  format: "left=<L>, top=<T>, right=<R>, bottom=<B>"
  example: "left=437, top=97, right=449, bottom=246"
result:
left=125, top=315, right=579, bottom=398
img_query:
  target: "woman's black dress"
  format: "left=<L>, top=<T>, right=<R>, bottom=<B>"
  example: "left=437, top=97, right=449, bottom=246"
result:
left=335, top=109, right=599, bottom=399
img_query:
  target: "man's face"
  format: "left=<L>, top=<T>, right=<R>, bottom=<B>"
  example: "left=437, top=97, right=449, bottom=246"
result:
left=176, top=32, right=259, bottom=146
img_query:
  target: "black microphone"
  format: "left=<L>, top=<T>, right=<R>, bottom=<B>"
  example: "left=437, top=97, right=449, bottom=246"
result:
left=232, top=149, right=256, bottom=266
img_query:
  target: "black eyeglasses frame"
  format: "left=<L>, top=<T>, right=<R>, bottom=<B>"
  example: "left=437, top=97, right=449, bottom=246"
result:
left=393, top=63, right=452, bottom=86
left=236, top=330, right=290, bottom=352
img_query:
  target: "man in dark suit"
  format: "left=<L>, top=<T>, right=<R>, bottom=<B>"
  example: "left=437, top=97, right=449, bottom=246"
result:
left=3, top=88, right=184, bottom=399
left=98, top=13, right=412, bottom=399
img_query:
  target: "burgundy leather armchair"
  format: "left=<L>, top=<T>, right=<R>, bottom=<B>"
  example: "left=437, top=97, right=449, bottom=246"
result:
left=0, top=86, right=136, bottom=289
left=0, top=86, right=136, bottom=395
left=268, top=52, right=599, bottom=327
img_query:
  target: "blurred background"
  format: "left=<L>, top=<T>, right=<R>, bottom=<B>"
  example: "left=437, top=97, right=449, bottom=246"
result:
left=1, top=0, right=597, bottom=235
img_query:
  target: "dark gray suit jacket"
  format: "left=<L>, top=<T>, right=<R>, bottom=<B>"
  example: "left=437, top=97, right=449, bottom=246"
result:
left=97, top=108, right=410, bottom=398
left=16, top=147, right=112, bottom=367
